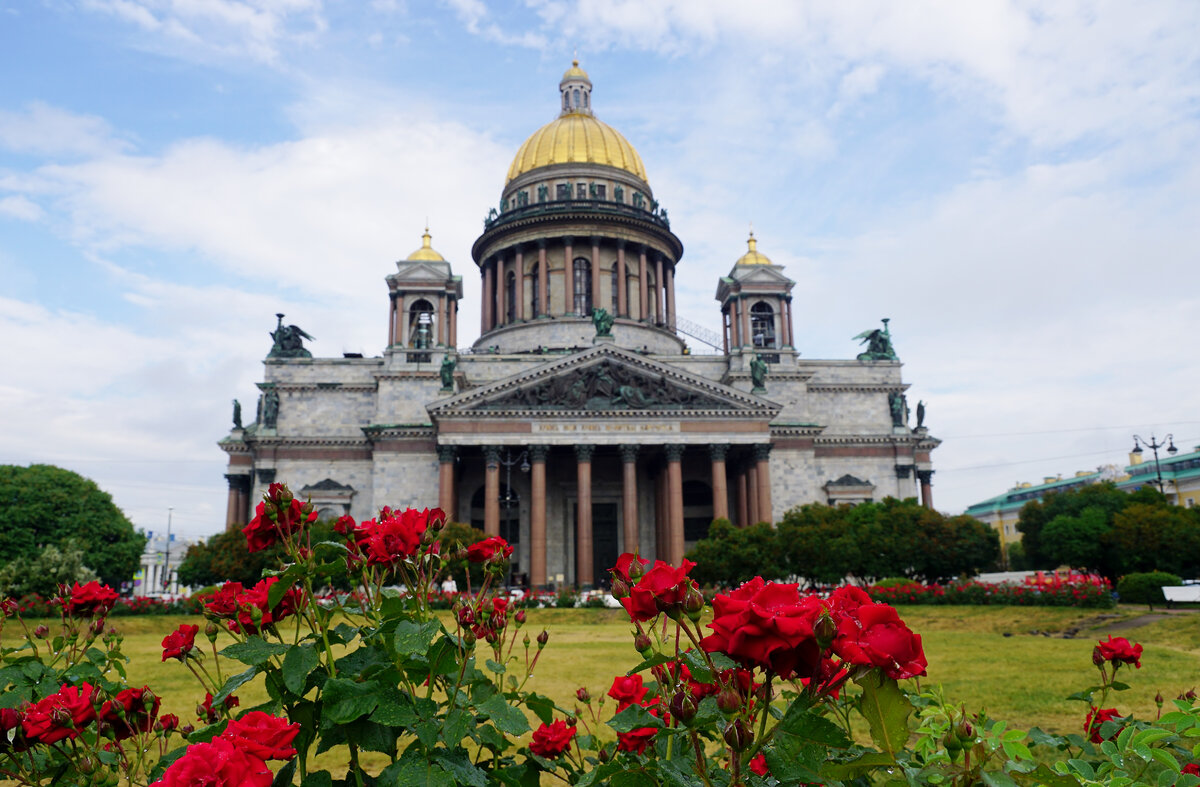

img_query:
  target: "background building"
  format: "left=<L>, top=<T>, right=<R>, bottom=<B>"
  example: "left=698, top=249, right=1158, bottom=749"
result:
left=220, top=64, right=940, bottom=588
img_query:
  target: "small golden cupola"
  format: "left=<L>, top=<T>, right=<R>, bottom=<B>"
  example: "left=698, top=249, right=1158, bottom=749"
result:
left=735, top=231, right=773, bottom=266
left=405, top=227, right=446, bottom=262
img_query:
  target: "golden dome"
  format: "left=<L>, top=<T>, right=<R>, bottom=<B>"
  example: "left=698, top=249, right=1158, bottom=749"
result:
left=562, top=59, right=590, bottom=83
left=506, top=113, right=647, bottom=184
left=405, top=227, right=445, bottom=262
left=736, top=231, right=773, bottom=265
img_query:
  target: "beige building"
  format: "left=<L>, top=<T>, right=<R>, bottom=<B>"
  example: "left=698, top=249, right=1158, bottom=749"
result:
left=220, top=63, right=940, bottom=588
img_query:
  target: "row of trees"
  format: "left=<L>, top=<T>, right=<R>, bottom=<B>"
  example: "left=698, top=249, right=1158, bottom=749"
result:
left=1017, top=482, right=1200, bottom=580
left=688, top=497, right=1000, bottom=588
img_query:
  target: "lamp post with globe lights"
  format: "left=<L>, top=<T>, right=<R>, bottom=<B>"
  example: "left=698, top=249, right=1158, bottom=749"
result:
left=1132, top=433, right=1178, bottom=496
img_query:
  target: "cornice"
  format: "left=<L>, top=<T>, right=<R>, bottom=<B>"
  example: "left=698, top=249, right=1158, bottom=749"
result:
left=805, top=383, right=910, bottom=394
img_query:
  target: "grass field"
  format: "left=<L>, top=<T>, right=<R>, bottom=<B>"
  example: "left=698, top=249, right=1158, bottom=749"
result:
left=5, top=605, right=1199, bottom=776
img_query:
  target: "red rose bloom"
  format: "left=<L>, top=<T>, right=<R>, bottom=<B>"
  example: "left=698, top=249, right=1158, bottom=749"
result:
left=149, top=736, right=272, bottom=787
left=64, top=581, right=119, bottom=617
left=364, top=508, right=436, bottom=566
left=620, top=559, right=696, bottom=622
left=529, top=719, right=576, bottom=758
left=467, top=536, right=513, bottom=563
left=229, top=577, right=302, bottom=635
left=158, top=713, right=180, bottom=733
left=1096, top=636, right=1142, bottom=669
left=199, top=692, right=240, bottom=723
left=749, top=753, right=770, bottom=777
left=204, top=582, right=244, bottom=619
left=1182, top=763, right=1200, bottom=776
left=833, top=602, right=927, bottom=680
left=220, top=711, right=300, bottom=761
left=0, top=707, right=24, bottom=750
left=242, top=484, right=317, bottom=553
left=22, top=683, right=97, bottom=744
left=827, top=585, right=873, bottom=622
left=162, top=624, right=200, bottom=662
left=1085, top=707, right=1121, bottom=744
left=100, top=686, right=160, bottom=740
left=611, top=553, right=649, bottom=584
left=607, top=675, right=649, bottom=710
left=701, top=577, right=826, bottom=679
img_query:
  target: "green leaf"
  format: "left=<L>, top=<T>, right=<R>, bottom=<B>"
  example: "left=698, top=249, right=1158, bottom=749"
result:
left=608, top=703, right=664, bottom=733
left=394, top=620, right=442, bottom=659
left=611, top=771, right=658, bottom=787
left=369, top=687, right=418, bottom=727
left=301, top=771, right=333, bottom=787
left=271, top=759, right=296, bottom=787
left=378, top=751, right=456, bottom=787
left=680, top=649, right=714, bottom=684
left=431, top=748, right=488, bottom=787
left=214, top=666, right=260, bottom=705
left=442, top=709, right=473, bottom=745
left=626, top=652, right=673, bottom=674
left=220, top=637, right=289, bottom=666
left=267, top=566, right=302, bottom=610
left=778, top=704, right=852, bottom=747
left=282, top=643, right=320, bottom=696
left=1150, top=748, right=1181, bottom=772
left=1110, top=681, right=1132, bottom=691
left=1027, top=764, right=1083, bottom=787
left=322, top=678, right=381, bottom=724
left=980, top=771, right=1020, bottom=787
left=854, top=671, right=913, bottom=755
left=486, top=659, right=506, bottom=674
left=1068, top=759, right=1096, bottom=779
left=479, top=694, right=530, bottom=736
left=523, top=693, right=557, bottom=726
left=764, top=733, right=826, bottom=784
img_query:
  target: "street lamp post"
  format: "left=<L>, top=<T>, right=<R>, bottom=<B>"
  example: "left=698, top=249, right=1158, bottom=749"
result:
left=1132, top=433, right=1178, bottom=496
left=498, top=449, right=530, bottom=588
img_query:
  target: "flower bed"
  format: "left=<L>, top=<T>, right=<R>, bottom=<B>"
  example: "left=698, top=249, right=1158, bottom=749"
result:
left=866, top=573, right=1115, bottom=608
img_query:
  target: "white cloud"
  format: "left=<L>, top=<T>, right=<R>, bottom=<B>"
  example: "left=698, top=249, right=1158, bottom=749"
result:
left=0, top=195, right=44, bottom=221
left=0, top=102, right=132, bottom=157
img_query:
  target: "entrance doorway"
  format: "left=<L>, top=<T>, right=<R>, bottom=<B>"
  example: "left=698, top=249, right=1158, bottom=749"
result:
left=571, top=501, right=620, bottom=589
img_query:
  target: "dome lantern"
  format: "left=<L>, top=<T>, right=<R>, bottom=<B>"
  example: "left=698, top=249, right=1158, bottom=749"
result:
left=405, top=226, right=446, bottom=262
left=560, top=59, right=593, bottom=115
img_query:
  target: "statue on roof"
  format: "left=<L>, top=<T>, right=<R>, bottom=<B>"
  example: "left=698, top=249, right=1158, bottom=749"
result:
left=854, top=318, right=897, bottom=361
left=916, top=400, right=926, bottom=429
left=262, top=387, right=280, bottom=428
left=232, top=399, right=242, bottom=429
left=440, top=354, right=456, bottom=391
left=592, top=306, right=614, bottom=337
left=888, top=392, right=908, bottom=427
left=268, top=314, right=314, bottom=359
left=750, top=353, right=768, bottom=393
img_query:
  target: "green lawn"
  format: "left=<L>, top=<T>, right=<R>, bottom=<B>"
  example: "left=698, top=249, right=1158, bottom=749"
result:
left=6, top=605, right=1199, bottom=776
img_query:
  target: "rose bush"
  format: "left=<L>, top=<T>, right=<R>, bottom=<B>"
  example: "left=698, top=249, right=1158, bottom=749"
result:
left=4, top=480, right=1200, bottom=787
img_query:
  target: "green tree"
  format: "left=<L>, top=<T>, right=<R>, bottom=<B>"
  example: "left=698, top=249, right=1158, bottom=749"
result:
left=913, top=512, right=1000, bottom=583
left=0, top=464, right=145, bottom=589
left=178, top=519, right=350, bottom=589
left=776, top=504, right=859, bottom=587
left=1109, top=503, right=1200, bottom=578
left=687, top=519, right=783, bottom=587
left=0, top=542, right=98, bottom=598
left=1040, top=506, right=1110, bottom=572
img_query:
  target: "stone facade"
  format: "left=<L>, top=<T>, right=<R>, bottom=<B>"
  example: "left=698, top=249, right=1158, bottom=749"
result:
left=219, top=63, right=940, bottom=588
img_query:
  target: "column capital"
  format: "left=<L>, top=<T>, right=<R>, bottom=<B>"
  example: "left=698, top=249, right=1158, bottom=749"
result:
left=753, top=443, right=772, bottom=462
left=590, top=235, right=602, bottom=247
left=916, top=469, right=935, bottom=484
left=536, top=238, right=548, bottom=249
left=615, top=238, right=627, bottom=250
left=562, top=235, right=574, bottom=246
left=575, top=444, right=595, bottom=462
left=224, top=473, right=252, bottom=492
left=894, top=464, right=913, bottom=479
left=255, top=468, right=276, bottom=484
left=437, top=445, right=458, bottom=463
left=708, top=444, right=730, bottom=462
left=483, top=445, right=502, bottom=467
left=529, top=444, right=550, bottom=462
left=619, top=444, right=639, bottom=463
left=638, top=243, right=649, bottom=255
left=664, top=444, right=685, bottom=462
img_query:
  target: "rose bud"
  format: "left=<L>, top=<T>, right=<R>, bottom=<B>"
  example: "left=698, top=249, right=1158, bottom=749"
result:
left=79, top=756, right=98, bottom=774
left=627, top=558, right=645, bottom=581
left=462, top=630, right=476, bottom=648
left=717, top=687, right=742, bottom=715
left=1092, top=646, right=1105, bottom=666
left=670, top=691, right=698, bottom=724
left=515, top=609, right=527, bottom=626
left=683, top=586, right=705, bottom=622
left=723, top=719, right=753, bottom=752
left=611, top=577, right=630, bottom=599
left=634, top=633, right=653, bottom=657
left=942, top=731, right=962, bottom=752
left=537, top=630, right=549, bottom=648
left=457, top=607, right=475, bottom=627
left=95, top=720, right=112, bottom=738
left=180, top=723, right=194, bottom=736
left=1184, top=689, right=1198, bottom=702
left=814, top=613, right=837, bottom=650
left=51, top=707, right=73, bottom=728
left=576, top=687, right=591, bottom=703
left=1155, top=691, right=1164, bottom=708
left=142, top=688, right=157, bottom=706
left=954, top=719, right=974, bottom=742
left=90, top=619, right=106, bottom=636
left=33, top=625, right=49, bottom=639
left=420, top=528, right=436, bottom=546
left=204, top=622, right=220, bottom=640
left=598, top=747, right=610, bottom=763
left=485, top=629, right=499, bottom=645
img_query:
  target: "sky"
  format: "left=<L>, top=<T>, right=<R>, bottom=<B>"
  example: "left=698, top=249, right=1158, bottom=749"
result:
left=1, top=0, right=1198, bottom=539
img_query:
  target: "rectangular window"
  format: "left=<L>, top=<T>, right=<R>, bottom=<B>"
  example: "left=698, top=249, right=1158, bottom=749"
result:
left=1188, top=498, right=1195, bottom=508
left=556, top=183, right=571, bottom=200
left=576, top=183, right=587, bottom=199
left=594, top=184, right=606, bottom=200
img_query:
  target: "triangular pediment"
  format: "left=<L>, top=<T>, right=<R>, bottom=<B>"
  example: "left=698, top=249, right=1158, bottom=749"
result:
left=388, top=260, right=453, bottom=283
left=733, top=265, right=794, bottom=286
left=429, top=345, right=778, bottom=418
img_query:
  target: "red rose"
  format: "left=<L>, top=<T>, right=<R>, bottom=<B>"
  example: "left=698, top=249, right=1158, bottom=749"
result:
left=833, top=602, right=927, bottom=680
left=204, top=582, right=244, bottom=619
left=149, top=737, right=272, bottom=787
left=620, top=559, right=696, bottom=622
left=1182, top=763, right=1200, bottom=776
left=529, top=719, right=576, bottom=758
left=700, top=577, right=825, bottom=679
left=749, top=753, right=770, bottom=777
left=158, top=713, right=180, bottom=733
left=364, top=508, right=436, bottom=566
left=607, top=675, right=648, bottom=710
left=467, top=536, right=514, bottom=563
left=1095, top=636, right=1142, bottom=669
left=162, top=624, right=200, bottom=662
left=100, top=686, right=160, bottom=740
left=220, top=711, right=300, bottom=761
left=230, top=577, right=302, bottom=635
left=22, top=683, right=97, bottom=744
left=1, top=707, right=25, bottom=750
left=333, top=514, right=356, bottom=536
left=199, top=692, right=240, bottom=723
left=827, top=585, right=873, bottom=622
left=611, top=553, right=649, bottom=584
left=1085, top=707, right=1121, bottom=744
left=64, top=581, right=119, bottom=617
left=242, top=484, right=317, bottom=553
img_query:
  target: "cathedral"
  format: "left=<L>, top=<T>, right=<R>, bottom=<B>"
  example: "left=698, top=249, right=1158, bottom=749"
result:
left=219, top=62, right=940, bottom=588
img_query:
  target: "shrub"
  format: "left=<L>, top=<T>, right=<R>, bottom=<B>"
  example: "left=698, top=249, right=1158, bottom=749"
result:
left=1117, top=571, right=1183, bottom=608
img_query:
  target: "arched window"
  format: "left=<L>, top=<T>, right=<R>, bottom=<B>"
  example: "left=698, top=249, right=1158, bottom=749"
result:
left=750, top=302, right=776, bottom=349
left=530, top=263, right=540, bottom=318
left=505, top=271, right=517, bottom=323
left=610, top=263, right=619, bottom=312
left=573, top=88, right=580, bottom=107
left=573, top=257, right=592, bottom=315
left=408, top=299, right=434, bottom=348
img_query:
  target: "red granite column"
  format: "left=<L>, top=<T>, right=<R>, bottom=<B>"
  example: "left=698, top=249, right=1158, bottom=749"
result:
left=482, top=261, right=493, bottom=333
left=638, top=246, right=648, bottom=321
left=616, top=241, right=627, bottom=318
left=746, top=461, right=760, bottom=525
left=729, top=300, right=740, bottom=348
left=665, top=262, right=676, bottom=329
left=496, top=256, right=506, bottom=328
left=537, top=241, right=548, bottom=317
left=449, top=299, right=457, bottom=348
left=709, top=444, right=729, bottom=521
left=722, top=308, right=730, bottom=354
left=655, top=466, right=667, bottom=559
left=437, top=446, right=456, bottom=520
left=755, top=444, right=773, bottom=525
left=665, top=445, right=685, bottom=564
left=740, top=297, right=751, bottom=350
left=918, top=470, right=935, bottom=509
left=484, top=446, right=500, bottom=536
left=437, top=293, right=446, bottom=346
left=563, top=237, right=575, bottom=315
left=654, top=255, right=665, bottom=325
left=782, top=297, right=793, bottom=348
left=514, top=247, right=525, bottom=321
left=736, top=467, right=749, bottom=528
left=590, top=236, right=601, bottom=316
left=575, top=445, right=595, bottom=586
left=388, top=293, right=396, bottom=346
left=530, top=445, right=548, bottom=588
left=620, top=444, right=639, bottom=556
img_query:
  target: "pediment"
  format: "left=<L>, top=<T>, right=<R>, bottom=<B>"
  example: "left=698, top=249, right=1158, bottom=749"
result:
left=389, top=261, right=452, bottom=283
left=430, top=345, right=778, bottom=419
left=733, top=265, right=794, bottom=286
